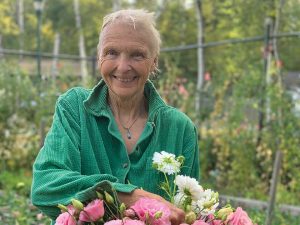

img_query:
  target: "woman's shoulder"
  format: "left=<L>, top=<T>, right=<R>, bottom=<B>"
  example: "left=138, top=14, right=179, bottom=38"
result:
left=57, top=86, right=91, bottom=104
left=158, top=105, right=195, bottom=126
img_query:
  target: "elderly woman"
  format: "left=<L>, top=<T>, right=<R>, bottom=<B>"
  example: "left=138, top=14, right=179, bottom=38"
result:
left=31, top=9, right=199, bottom=225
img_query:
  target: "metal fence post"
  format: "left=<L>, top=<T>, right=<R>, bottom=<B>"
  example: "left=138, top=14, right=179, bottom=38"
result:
left=265, top=150, right=283, bottom=225
left=257, top=17, right=273, bottom=147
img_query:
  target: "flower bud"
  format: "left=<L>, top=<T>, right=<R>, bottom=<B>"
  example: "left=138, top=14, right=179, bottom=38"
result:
left=152, top=163, right=158, bottom=170
left=185, top=211, right=196, bottom=224
left=96, top=191, right=104, bottom=199
left=214, top=192, right=219, bottom=201
left=145, top=211, right=150, bottom=221
left=154, top=211, right=163, bottom=219
left=71, top=199, right=84, bottom=211
left=57, top=204, right=68, bottom=212
left=202, top=199, right=215, bottom=209
left=185, top=204, right=191, bottom=212
left=124, top=208, right=136, bottom=218
left=216, top=205, right=234, bottom=221
left=177, top=156, right=185, bottom=165
left=119, top=203, right=126, bottom=214
left=104, top=191, right=114, bottom=204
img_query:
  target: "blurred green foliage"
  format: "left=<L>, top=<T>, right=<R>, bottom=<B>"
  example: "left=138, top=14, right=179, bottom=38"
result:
left=0, top=61, right=84, bottom=171
left=0, top=170, right=51, bottom=224
left=0, top=0, right=300, bottom=223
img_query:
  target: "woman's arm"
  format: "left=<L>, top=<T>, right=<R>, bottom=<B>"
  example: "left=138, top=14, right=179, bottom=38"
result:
left=31, top=93, right=136, bottom=220
left=181, top=121, right=200, bottom=180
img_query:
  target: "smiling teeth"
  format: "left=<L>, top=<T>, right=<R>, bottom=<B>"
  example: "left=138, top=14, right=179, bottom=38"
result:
left=116, top=77, right=134, bottom=82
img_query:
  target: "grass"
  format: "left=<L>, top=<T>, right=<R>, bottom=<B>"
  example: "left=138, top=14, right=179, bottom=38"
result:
left=0, top=170, right=51, bottom=225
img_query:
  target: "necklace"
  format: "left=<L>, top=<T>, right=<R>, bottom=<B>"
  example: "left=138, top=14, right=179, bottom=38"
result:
left=119, top=115, right=140, bottom=140
left=109, top=98, right=144, bottom=140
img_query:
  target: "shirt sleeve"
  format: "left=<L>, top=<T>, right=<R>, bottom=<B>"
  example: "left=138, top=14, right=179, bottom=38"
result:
left=181, top=121, right=200, bottom=181
left=31, top=93, right=137, bottom=220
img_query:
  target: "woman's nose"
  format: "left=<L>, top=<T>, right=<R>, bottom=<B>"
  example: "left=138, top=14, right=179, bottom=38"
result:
left=116, top=55, right=131, bottom=72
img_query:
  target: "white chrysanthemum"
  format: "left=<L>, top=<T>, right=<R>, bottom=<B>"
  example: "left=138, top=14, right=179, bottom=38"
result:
left=174, top=175, right=204, bottom=200
left=192, top=189, right=219, bottom=216
left=174, top=192, right=187, bottom=208
left=152, top=151, right=181, bottom=175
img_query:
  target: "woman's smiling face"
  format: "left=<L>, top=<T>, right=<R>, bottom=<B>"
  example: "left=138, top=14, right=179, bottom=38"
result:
left=99, top=22, right=157, bottom=99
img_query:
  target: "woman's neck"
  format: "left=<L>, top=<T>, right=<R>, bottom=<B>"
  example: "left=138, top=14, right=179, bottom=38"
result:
left=108, top=91, right=147, bottom=123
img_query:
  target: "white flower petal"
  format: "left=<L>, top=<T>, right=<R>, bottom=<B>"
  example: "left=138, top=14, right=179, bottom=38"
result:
left=175, top=175, right=203, bottom=200
left=194, top=189, right=219, bottom=216
left=152, top=151, right=181, bottom=175
left=174, top=192, right=187, bottom=208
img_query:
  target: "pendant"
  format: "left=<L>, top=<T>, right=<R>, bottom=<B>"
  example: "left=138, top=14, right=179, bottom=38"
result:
left=126, top=128, right=132, bottom=139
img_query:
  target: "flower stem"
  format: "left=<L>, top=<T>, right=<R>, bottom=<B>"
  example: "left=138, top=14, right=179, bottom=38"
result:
left=163, top=173, right=174, bottom=203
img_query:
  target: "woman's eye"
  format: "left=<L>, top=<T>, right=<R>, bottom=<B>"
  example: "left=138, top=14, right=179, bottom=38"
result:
left=105, top=49, right=118, bottom=57
left=132, top=52, right=145, bottom=60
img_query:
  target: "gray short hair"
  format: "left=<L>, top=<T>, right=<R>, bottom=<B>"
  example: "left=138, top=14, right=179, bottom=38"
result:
left=97, top=9, right=161, bottom=59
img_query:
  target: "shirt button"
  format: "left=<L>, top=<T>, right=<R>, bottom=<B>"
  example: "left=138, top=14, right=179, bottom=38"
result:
left=122, top=163, right=128, bottom=168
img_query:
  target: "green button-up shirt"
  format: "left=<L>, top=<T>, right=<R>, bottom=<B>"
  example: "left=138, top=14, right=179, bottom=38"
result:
left=31, top=80, right=199, bottom=221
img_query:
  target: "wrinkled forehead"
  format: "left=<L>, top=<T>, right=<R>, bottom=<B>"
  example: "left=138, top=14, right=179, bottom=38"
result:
left=100, top=21, right=156, bottom=55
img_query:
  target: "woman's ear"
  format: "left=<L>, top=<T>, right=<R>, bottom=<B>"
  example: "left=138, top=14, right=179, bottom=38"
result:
left=149, top=57, right=159, bottom=78
left=154, top=57, right=158, bottom=66
left=151, top=57, right=158, bottom=71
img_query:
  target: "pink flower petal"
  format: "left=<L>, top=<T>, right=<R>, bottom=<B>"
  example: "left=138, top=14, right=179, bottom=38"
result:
left=79, top=199, right=104, bottom=222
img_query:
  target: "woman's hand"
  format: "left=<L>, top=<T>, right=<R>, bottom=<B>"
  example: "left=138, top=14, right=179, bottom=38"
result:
left=118, top=189, right=185, bottom=225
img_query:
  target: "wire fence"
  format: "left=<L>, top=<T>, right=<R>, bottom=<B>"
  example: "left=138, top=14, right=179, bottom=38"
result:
left=1, top=30, right=300, bottom=224
left=1, top=31, right=299, bottom=79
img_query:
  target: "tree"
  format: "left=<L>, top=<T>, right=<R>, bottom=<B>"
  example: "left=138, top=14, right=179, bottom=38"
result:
left=17, top=0, right=24, bottom=58
left=195, top=0, right=205, bottom=120
left=73, top=0, right=88, bottom=84
left=0, top=0, right=19, bottom=56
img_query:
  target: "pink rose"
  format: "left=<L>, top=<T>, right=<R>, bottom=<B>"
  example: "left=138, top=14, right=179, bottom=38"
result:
left=67, top=205, right=76, bottom=215
left=192, top=219, right=210, bottom=225
left=226, top=207, right=254, bottom=225
left=79, top=199, right=105, bottom=222
left=131, top=197, right=171, bottom=225
left=124, top=208, right=137, bottom=218
left=206, top=215, right=222, bottom=225
left=210, top=220, right=223, bottom=225
left=55, top=212, right=76, bottom=225
left=104, top=219, right=145, bottom=225
left=55, top=205, right=77, bottom=225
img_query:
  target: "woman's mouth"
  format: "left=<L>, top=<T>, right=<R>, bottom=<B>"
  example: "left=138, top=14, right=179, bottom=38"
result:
left=113, top=75, right=137, bottom=83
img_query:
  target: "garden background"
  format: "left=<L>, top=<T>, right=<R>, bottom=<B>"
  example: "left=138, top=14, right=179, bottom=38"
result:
left=0, top=0, right=300, bottom=224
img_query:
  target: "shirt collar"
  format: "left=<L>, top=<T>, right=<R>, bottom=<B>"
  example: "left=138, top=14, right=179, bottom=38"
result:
left=83, top=79, right=166, bottom=118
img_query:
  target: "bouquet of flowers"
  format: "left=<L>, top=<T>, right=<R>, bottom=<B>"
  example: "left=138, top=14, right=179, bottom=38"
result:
left=54, top=151, right=256, bottom=225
